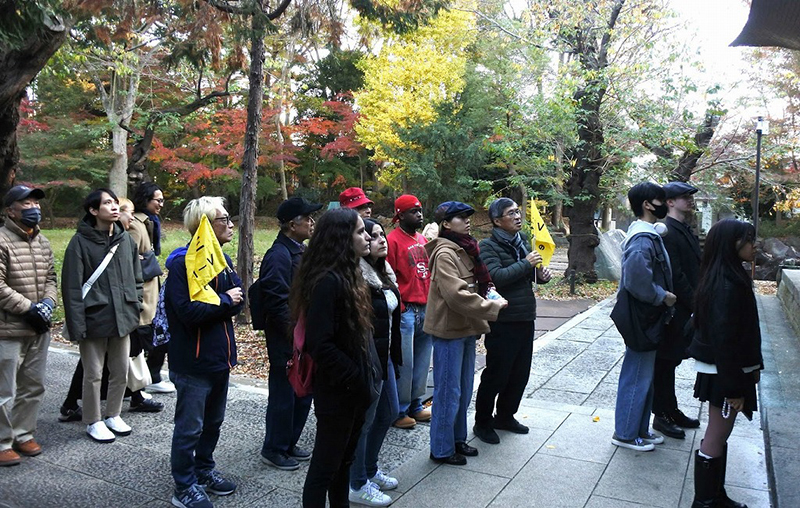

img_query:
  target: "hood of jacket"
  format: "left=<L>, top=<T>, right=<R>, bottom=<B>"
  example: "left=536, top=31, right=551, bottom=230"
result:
left=360, top=257, right=398, bottom=290
left=621, top=220, right=660, bottom=249
left=424, top=236, right=462, bottom=269
left=165, top=246, right=189, bottom=270
left=77, top=218, right=127, bottom=246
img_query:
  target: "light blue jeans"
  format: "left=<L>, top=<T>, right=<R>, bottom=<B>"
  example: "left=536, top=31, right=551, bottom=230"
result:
left=430, top=336, right=476, bottom=459
left=614, top=347, right=657, bottom=441
left=397, top=304, right=432, bottom=418
left=350, top=357, right=400, bottom=489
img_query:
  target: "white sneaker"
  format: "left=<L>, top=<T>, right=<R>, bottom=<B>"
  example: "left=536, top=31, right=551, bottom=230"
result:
left=104, top=416, right=132, bottom=436
left=141, top=391, right=153, bottom=400
left=369, top=470, right=398, bottom=490
left=86, top=421, right=115, bottom=443
left=349, top=481, right=392, bottom=507
left=146, top=380, right=176, bottom=393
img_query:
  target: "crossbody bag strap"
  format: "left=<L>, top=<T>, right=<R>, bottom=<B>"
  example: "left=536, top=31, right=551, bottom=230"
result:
left=81, top=243, right=120, bottom=300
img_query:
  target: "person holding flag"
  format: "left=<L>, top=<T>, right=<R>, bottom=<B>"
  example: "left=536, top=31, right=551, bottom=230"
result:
left=474, top=198, right=551, bottom=444
left=165, top=197, right=244, bottom=508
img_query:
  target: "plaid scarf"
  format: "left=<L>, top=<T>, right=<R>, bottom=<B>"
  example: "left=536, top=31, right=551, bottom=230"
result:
left=439, top=230, right=493, bottom=297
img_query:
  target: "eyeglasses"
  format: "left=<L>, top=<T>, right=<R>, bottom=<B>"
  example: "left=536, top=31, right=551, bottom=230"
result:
left=150, top=198, right=164, bottom=204
left=214, top=216, right=233, bottom=225
left=503, top=209, right=522, bottom=218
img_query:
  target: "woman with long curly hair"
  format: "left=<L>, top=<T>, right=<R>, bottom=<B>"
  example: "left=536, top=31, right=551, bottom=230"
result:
left=291, top=208, right=379, bottom=507
left=689, top=219, right=762, bottom=507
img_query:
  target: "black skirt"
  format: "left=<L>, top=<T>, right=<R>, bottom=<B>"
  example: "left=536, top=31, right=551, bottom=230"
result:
left=693, top=372, right=758, bottom=421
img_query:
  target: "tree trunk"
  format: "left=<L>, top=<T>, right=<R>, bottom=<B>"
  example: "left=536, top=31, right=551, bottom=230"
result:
left=236, top=6, right=267, bottom=324
left=110, top=124, right=129, bottom=197
left=0, top=14, right=69, bottom=196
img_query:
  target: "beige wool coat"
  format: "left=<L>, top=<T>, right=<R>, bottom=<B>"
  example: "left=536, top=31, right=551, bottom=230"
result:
left=129, top=212, right=159, bottom=324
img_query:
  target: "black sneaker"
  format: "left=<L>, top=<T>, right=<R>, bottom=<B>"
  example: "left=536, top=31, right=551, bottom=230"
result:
left=492, top=417, right=529, bottom=434
left=197, top=470, right=236, bottom=496
left=58, top=406, right=82, bottom=422
left=260, top=450, right=300, bottom=471
left=288, top=446, right=311, bottom=461
left=473, top=424, right=500, bottom=444
left=455, top=442, right=478, bottom=457
left=130, top=399, right=165, bottom=413
left=669, top=408, right=701, bottom=429
left=172, top=484, right=212, bottom=508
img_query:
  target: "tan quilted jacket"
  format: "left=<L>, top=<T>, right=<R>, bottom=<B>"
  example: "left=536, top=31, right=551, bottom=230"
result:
left=130, top=212, right=158, bottom=324
left=0, top=219, right=58, bottom=338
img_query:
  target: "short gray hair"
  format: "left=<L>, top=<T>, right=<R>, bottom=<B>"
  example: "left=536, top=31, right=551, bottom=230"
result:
left=183, top=196, right=226, bottom=236
left=488, top=197, right=516, bottom=222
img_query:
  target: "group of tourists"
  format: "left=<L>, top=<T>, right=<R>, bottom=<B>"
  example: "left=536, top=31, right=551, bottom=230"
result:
left=0, top=179, right=761, bottom=508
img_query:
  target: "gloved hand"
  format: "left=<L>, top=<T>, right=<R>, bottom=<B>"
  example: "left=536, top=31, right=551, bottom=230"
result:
left=35, top=298, right=55, bottom=322
left=23, top=298, right=54, bottom=334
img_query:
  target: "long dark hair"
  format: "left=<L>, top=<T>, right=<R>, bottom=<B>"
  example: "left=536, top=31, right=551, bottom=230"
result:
left=290, top=208, right=373, bottom=351
left=133, top=182, right=162, bottom=214
left=82, top=188, right=118, bottom=227
left=694, top=219, right=755, bottom=334
left=364, top=219, right=397, bottom=290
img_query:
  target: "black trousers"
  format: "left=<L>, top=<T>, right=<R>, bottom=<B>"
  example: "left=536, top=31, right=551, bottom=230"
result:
left=302, top=401, right=366, bottom=508
left=475, top=320, right=535, bottom=426
left=147, top=343, right=168, bottom=383
left=652, top=357, right=681, bottom=415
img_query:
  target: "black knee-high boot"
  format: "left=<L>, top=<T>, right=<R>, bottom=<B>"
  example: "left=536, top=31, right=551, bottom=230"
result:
left=693, top=450, right=720, bottom=508
left=719, top=444, right=747, bottom=508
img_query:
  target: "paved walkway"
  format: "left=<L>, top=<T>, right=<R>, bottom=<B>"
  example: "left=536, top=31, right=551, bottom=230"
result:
left=0, top=297, right=776, bottom=508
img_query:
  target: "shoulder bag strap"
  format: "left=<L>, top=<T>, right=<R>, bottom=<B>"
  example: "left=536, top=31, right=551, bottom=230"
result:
left=81, top=243, right=120, bottom=300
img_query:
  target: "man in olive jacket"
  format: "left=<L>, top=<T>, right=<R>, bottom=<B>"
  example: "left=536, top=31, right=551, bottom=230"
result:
left=474, top=198, right=551, bottom=444
left=0, top=186, right=57, bottom=466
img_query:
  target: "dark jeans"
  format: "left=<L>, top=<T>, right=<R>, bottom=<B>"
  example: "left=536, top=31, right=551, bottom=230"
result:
left=652, top=357, right=681, bottom=415
left=147, top=343, right=169, bottom=383
left=303, top=400, right=366, bottom=508
left=63, top=358, right=144, bottom=408
left=170, top=369, right=229, bottom=490
left=261, top=345, right=312, bottom=455
left=475, top=321, right=534, bottom=425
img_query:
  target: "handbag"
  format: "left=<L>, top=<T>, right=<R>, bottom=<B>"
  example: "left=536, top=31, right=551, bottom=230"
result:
left=127, top=351, right=152, bottom=391
left=140, top=250, right=163, bottom=281
left=286, top=314, right=315, bottom=397
left=611, top=288, right=670, bottom=352
left=62, top=243, right=120, bottom=340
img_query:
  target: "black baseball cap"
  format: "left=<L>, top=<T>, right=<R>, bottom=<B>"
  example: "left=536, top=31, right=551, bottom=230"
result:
left=4, top=185, right=45, bottom=207
left=434, top=201, right=475, bottom=223
left=277, top=197, right=323, bottom=223
left=663, top=181, right=698, bottom=199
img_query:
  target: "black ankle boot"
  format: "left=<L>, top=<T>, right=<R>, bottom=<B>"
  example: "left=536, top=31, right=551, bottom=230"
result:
left=719, top=445, right=747, bottom=508
left=692, top=450, right=720, bottom=508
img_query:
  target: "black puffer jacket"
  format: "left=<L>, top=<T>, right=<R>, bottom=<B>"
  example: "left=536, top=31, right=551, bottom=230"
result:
left=479, top=229, right=546, bottom=322
left=62, top=219, right=143, bottom=341
left=688, top=277, right=763, bottom=398
left=360, top=258, right=402, bottom=380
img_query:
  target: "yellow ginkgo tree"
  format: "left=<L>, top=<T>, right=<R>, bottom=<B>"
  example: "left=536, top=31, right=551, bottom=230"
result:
left=354, top=4, right=477, bottom=187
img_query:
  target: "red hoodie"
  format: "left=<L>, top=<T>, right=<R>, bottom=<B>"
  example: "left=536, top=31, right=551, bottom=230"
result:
left=386, top=227, right=430, bottom=305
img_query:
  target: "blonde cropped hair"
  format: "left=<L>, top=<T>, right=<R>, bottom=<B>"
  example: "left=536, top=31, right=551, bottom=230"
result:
left=183, top=196, right=226, bottom=236
left=118, top=197, right=134, bottom=212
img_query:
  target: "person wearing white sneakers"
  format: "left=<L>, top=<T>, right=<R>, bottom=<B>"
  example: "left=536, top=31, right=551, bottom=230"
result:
left=62, top=189, right=143, bottom=443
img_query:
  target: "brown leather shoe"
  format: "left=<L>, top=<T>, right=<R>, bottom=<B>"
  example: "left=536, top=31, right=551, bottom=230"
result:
left=0, top=448, right=22, bottom=466
left=13, top=439, right=42, bottom=457
left=393, top=416, right=416, bottom=429
left=412, top=408, right=432, bottom=422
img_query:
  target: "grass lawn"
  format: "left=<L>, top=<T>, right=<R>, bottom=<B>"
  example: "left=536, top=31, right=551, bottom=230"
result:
left=41, top=224, right=279, bottom=322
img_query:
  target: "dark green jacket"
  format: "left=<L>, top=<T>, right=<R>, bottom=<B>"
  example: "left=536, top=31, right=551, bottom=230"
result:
left=62, top=219, right=143, bottom=341
left=479, top=229, right=541, bottom=322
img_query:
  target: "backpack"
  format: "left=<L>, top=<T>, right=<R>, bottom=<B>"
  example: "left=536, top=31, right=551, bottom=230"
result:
left=286, top=313, right=314, bottom=397
left=152, top=281, right=171, bottom=348
left=249, top=278, right=266, bottom=330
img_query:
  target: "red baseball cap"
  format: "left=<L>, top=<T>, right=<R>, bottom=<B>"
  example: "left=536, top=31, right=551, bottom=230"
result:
left=392, top=194, right=422, bottom=223
left=339, top=187, right=374, bottom=209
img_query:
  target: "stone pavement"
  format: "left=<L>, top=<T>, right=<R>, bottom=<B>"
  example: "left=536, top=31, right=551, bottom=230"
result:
left=0, top=298, right=775, bottom=508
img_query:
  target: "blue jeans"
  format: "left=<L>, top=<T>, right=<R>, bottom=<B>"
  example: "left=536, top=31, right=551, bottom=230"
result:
left=397, top=304, right=432, bottom=418
left=350, top=357, right=400, bottom=489
left=430, top=336, right=476, bottom=458
left=261, top=346, right=312, bottom=456
left=614, top=347, right=657, bottom=441
left=170, top=369, right=229, bottom=490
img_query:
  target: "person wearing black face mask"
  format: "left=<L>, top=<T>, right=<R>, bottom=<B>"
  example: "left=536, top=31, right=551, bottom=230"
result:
left=0, top=185, right=57, bottom=466
left=610, top=182, right=677, bottom=452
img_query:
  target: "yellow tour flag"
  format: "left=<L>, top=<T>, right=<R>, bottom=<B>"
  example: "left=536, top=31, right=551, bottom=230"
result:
left=529, top=201, right=555, bottom=267
left=186, top=215, right=227, bottom=305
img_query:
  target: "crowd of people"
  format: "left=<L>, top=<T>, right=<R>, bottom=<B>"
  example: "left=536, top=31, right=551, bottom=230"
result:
left=0, top=180, right=762, bottom=508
